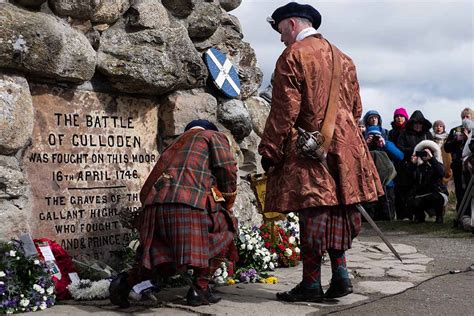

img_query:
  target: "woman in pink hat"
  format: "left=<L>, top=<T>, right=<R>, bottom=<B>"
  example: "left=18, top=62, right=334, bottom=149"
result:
left=388, top=107, right=409, bottom=145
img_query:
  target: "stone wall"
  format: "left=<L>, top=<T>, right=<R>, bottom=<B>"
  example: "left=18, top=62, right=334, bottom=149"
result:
left=0, top=0, right=271, bottom=262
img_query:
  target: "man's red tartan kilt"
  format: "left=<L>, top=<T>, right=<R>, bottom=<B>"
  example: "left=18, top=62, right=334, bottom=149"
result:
left=139, top=203, right=237, bottom=270
left=299, top=205, right=361, bottom=256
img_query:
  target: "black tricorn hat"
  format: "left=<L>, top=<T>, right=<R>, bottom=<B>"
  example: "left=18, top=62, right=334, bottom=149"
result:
left=268, top=2, right=322, bottom=33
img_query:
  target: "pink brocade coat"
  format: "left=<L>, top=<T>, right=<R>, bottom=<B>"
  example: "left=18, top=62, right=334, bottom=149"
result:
left=258, top=34, right=383, bottom=213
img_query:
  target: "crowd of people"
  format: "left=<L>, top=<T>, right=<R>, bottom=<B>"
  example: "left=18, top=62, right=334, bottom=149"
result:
left=359, top=107, right=473, bottom=225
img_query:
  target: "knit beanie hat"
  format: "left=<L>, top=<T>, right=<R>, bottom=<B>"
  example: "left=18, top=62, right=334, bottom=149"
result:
left=366, top=125, right=383, bottom=138
left=393, top=107, right=409, bottom=120
left=433, top=120, right=445, bottom=130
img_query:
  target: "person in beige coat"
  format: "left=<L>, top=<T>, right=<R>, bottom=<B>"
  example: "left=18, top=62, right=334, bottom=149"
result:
left=259, top=2, right=383, bottom=303
left=432, top=120, right=453, bottom=186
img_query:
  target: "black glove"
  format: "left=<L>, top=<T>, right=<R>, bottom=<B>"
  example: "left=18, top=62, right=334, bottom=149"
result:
left=261, top=156, right=274, bottom=173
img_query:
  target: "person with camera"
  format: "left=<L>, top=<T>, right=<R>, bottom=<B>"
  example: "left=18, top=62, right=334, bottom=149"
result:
left=407, top=140, right=448, bottom=223
left=396, top=110, right=433, bottom=220
left=364, top=126, right=403, bottom=221
left=362, top=110, right=388, bottom=139
left=445, top=107, right=473, bottom=212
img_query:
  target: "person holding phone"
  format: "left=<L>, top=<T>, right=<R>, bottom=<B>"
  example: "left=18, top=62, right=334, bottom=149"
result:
left=444, top=107, right=473, bottom=211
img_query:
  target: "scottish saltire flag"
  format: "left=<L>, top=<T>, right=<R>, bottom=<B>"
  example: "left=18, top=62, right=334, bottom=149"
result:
left=204, top=48, right=241, bottom=98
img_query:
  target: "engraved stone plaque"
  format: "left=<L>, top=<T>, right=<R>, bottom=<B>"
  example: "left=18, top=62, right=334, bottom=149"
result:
left=23, top=84, right=158, bottom=262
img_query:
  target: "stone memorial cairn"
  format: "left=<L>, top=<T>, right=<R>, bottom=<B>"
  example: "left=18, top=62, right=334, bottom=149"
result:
left=0, top=0, right=270, bottom=260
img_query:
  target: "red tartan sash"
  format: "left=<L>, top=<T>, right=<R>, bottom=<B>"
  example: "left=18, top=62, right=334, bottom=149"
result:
left=139, top=129, right=201, bottom=206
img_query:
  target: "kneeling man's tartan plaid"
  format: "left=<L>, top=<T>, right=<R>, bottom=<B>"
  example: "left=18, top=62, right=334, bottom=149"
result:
left=140, top=203, right=236, bottom=270
left=299, top=205, right=361, bottom=257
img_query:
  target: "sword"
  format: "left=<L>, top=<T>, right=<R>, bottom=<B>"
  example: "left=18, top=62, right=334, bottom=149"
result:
left=355, top=204, right=403, bottom=262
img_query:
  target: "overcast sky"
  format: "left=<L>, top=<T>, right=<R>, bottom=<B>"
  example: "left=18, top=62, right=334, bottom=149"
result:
left=233, top=0, right=474, bottom=130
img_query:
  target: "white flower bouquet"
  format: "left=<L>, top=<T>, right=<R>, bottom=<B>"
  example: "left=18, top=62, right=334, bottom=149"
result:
left=235, top=225, right=278, bottom=274
left=212, top=262, right=229, bottom=285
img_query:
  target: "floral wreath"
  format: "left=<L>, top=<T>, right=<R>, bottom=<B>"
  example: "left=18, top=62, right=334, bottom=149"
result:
left=0, top=240, right=55, bottom=314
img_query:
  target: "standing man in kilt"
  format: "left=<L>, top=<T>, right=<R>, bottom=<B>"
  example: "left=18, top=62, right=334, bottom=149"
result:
left=110, top=119, right=238, bottom=308
left=259, top=2, right=383, bottom=302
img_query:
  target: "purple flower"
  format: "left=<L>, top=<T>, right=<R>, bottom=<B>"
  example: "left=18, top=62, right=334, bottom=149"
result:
left=239, top=268, right=258, bottom=282
left=0, top=283, right=6, bottom=295
left=4, top=298, right=18, bottom=307
left=239, top=274, right=250, bottom=283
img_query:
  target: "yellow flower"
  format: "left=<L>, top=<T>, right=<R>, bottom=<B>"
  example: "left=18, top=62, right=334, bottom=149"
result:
left=227, top=279, right=236, bottom=285
left=266, top=276, right=278, bottom=284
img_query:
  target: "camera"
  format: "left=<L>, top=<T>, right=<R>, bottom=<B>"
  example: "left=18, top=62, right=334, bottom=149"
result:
left=415, top=150, right=428, bottom=158
left=369, top=134, right=381, bottom=142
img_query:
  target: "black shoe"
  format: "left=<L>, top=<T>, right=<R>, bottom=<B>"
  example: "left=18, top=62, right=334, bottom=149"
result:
left=204, top=285, right=221, bottom=304
left=109, top=272, right=131, bottom=308
left=325, top=278, right=353, bottom=299
left=186, top=286, right=222, bottom=306
left=276, top=283, right=324, bottom=302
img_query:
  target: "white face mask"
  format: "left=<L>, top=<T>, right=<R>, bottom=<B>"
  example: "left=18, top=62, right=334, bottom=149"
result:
left=462, top=118, right=474, bottom=130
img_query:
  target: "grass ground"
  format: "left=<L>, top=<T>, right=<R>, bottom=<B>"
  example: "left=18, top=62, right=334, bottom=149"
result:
left=368, top=210, right=473, bottom=238
left=367, top=191, right=473, bottom=238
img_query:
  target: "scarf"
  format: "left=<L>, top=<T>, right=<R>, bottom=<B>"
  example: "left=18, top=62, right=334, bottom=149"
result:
left=432, top=131, right=448, bottom=146
left=394, top=121, right=406, bottom=129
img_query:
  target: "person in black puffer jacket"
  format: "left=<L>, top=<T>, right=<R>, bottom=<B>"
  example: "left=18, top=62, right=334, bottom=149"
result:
left=395, top=110, right=433, bottom=220
left=407, top=140, right=448, bottom=223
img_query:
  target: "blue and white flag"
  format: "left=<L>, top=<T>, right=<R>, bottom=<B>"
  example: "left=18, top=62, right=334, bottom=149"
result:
left=204, top=48, right=241, bottom=98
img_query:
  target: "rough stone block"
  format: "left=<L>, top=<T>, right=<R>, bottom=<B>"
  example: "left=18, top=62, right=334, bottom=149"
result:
left=244, top=96, right=270, bottom=138
left=187, top=1, right=221, bottom=39
left=125, top=0, right=170, bottom=29
left=49, top=0, right=130, bottom=24
left=0, top=4, right=96, bottom=83
left=97, top=20, right=207, bottom=95
left=158, top=90, right=218, bottom=137
left=219, top=0, right=241, bottom=12
left=217, top=99, right=252, bottom=141
left=233, top=180, right=262, bottom=228
left=0, top=73, right=34, bottom=154
left=162, top=0, right=195, bottom=17
left=0, top=199, right=31, bottom=241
